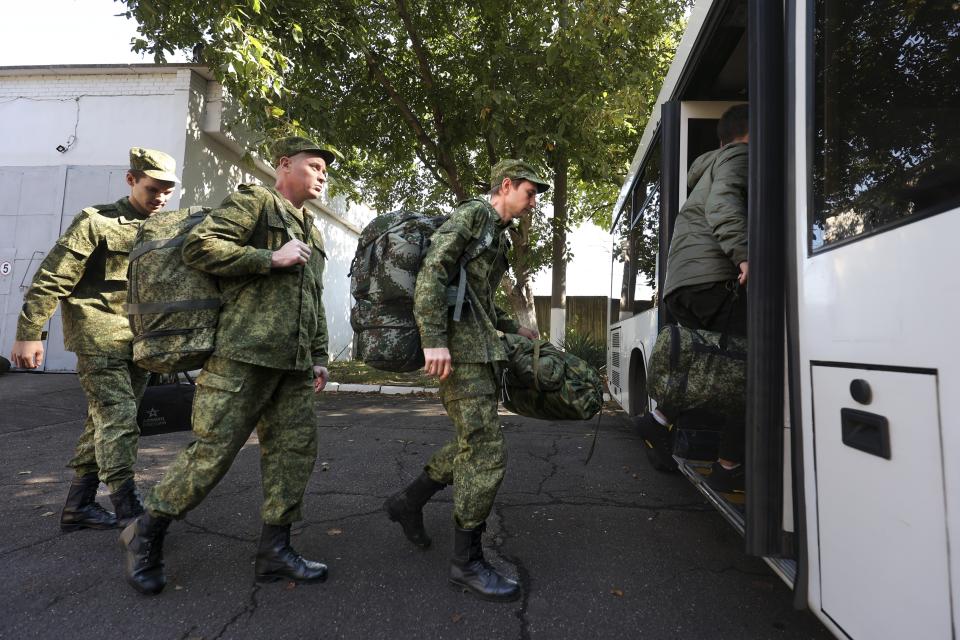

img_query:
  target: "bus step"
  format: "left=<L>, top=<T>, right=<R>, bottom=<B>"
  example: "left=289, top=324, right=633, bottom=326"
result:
left=674, top=457, right=746, bottom=536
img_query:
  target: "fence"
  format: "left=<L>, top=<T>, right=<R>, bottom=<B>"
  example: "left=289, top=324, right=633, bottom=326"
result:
left=534, top=296, right=607, bottom=341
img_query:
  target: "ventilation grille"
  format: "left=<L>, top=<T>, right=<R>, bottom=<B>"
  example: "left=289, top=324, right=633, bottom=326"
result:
left=609, top=328, right=622, bottom=391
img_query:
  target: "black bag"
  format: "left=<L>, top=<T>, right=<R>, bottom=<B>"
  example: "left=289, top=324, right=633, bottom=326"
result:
left=137, top=372, right=196, bottom=437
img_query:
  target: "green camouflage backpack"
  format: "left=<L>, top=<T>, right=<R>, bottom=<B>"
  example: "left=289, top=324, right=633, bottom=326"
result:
left=127, top=206, right=220, bottom=373
left=349, top=208, right=491, bottom=372
left=499, top=333, right=604, bottom=421
left=646, top=324, right=747, bottom=420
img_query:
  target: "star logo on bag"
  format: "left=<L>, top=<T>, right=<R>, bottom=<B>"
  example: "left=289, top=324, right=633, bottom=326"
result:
left=147, top=408, right=160, bottom=418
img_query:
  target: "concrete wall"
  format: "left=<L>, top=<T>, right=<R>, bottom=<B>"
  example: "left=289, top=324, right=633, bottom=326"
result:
left=0, top=65, right=364, bottom=371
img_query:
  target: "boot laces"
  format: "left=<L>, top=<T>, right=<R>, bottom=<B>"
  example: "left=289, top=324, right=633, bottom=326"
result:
left=140, top=523, right=167, bottom=567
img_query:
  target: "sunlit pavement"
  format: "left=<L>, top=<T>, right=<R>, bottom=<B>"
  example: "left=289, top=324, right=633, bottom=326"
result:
left=0, top=372, right=831, bottom=639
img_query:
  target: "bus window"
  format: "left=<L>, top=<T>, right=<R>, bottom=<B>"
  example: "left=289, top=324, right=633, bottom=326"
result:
left=611, top=145, right=661, bottom=321
left=811, top=2, right=960, bottom=251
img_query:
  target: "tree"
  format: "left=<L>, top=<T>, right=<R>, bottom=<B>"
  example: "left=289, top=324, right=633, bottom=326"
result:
left=119, top=0, right=686, bottom=331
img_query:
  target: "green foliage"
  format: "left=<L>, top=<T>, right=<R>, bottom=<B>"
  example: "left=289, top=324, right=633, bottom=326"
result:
left=559, top=328, right=606, bottom=373
left=118, top=0, right=689, bottom=295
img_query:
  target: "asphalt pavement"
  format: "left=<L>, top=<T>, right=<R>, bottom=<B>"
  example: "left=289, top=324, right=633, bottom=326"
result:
left=0, top=371, right=832, bottom=640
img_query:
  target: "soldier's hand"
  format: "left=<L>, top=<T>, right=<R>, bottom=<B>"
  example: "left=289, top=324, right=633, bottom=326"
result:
left=517, top=327, right=539, bottom=340
left=738, top=261, right=748, bottom=287
left=10, top=340, right=44, bottom=369
left=271, top=239, right=312, bottom=268
left=423, top=347, right=453, bottom=381
left=313, top=365, right=329, bottom=393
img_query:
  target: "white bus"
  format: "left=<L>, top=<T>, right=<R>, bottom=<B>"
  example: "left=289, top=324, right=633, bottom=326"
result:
left=607, top=1, right=959, bottom=638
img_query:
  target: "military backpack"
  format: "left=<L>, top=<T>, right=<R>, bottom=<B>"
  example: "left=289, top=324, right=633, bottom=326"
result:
left=349, top=207, right=491, bottom=372
left=499, top=333, right=604, bottom=421
left=127, top=206, right=220, bottom=373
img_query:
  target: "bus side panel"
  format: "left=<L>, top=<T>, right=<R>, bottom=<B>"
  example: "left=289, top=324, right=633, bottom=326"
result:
left=608, top=310, right=659, bottom=415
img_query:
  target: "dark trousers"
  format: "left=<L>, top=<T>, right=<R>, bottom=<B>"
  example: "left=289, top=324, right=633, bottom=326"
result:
left=663, top=280, right=746, bottom=463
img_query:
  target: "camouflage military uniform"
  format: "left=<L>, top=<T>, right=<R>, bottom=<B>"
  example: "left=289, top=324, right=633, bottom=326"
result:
left=414, top=198, right=518, bottom=529
left=16, top=197, right=150, bottom=491
left=144, top=184, right=328, bottom=525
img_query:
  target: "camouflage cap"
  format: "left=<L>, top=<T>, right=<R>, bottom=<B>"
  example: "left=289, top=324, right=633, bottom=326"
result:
left=270, top=136, right=338, bottom=166
left=490, top=159, right=551, bottom=194
left=129, top=147, right=179, bottom=183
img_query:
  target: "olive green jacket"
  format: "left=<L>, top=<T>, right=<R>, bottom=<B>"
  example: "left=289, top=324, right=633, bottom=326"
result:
left=663, top=142, right=748, bottom=298
left=415, top=198, right=518, bottom=363
left=16, top=197, right=147, bottom=358
left=181, top=184, right=328, bottom=371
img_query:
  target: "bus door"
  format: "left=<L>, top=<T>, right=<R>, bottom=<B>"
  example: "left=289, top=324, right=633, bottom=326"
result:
left=666, top=101, right=751, bottom=517
left=796, top=3, right=959, bottom=638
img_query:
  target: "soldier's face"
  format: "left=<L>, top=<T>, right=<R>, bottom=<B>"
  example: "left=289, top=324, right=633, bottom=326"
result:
left=502, top=179, right=538, bottom=220
left=283, top=153, right=328, bottom=204
left=127, top=174, right=176, bottom=215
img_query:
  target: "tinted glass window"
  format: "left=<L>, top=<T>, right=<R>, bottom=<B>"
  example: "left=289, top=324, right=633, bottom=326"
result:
left=812, top=2, right=960, bottom=251
left=611, top=145, right=660, bottom=320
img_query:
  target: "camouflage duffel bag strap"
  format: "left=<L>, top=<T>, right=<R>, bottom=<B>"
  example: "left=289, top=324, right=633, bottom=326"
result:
left=127, top=206, right=220, bottom=373
left=646, top=323, right=747, bottom=419
left=499, top=333, right=603, bottom=421
left=349, top=210, right=449, bottom=372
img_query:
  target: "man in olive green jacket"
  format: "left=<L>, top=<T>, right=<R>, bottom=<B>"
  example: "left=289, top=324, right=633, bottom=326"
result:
left=384, top=159, right=548, bottom=603
left=649, top=104, right=749, bottom=492
left=11, top=148, right=177, bottom=531
left=120, top=136, right=334, bottom=596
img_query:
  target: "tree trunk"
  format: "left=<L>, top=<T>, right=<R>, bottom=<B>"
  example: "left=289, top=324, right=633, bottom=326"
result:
left=501, top=273, right=539, bottom=332
left=550, top=153, right=569, bottom=346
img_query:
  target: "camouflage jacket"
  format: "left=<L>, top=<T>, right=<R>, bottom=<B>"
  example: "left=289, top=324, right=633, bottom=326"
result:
left=181, top=184, right=328, bottom=371
left=16, top=197, right=147, bottom=358
left=415, top=198, right=519, bottom=363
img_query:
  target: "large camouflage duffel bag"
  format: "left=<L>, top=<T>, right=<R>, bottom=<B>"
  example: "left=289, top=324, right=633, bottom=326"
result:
left=646, top=324, right=747, bottom=420
left=349, top=207, right=491, bottom=372
left=127, top=206, right=220, bottom=373
left=499, top=333, right=603, bottom=421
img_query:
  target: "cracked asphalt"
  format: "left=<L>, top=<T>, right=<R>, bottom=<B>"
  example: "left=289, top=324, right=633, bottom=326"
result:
left=0, top=372, right=832, bottom=640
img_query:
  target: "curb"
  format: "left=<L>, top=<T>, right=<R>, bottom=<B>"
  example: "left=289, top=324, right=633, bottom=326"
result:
left=323, top=382, right=438, bottom=395
left=323, top=382, right=611, bottom=402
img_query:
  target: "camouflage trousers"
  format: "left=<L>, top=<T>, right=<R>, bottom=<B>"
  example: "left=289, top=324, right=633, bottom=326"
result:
left=70, top=354, right=149, bottom=492
left=425, top=363, right=505, bottom=530
left=145, top=355, right=318, bottom=525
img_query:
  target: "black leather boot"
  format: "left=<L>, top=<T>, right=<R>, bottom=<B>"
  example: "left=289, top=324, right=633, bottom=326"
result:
left=109, top=478, right=145, bottom=527
left=254, top=524, right=328, bottom=584
left=60, top=473, right=117, bottom=531
left=449, top=523, right=520, bottom=602
left=384, top=472, right=446, bottom=548
left=119, top=511, right=171, bottom=595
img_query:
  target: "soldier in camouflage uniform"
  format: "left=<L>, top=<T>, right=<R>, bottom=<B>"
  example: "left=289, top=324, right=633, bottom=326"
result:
left=384, top=159, right=550, bottom=602
left=120, top=136, right=335, bottom=596
left=10, top=148, right=178, bottom=531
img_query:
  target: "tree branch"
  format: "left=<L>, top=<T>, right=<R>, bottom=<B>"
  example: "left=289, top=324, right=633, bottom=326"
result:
left=393, top=0, right=465, bottom=199
left=363, top=52, right=441, bottom=164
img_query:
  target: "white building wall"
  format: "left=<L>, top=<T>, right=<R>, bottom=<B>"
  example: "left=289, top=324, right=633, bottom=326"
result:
left=0, top=71, right=188, bottom=188
left=0, top=65, right=364, bottom=371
